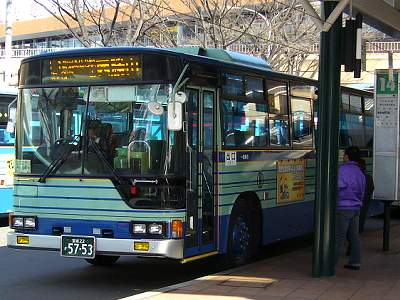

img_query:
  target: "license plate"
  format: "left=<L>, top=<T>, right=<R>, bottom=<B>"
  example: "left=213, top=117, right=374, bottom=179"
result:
left=61, top=236, right=95, bottom=258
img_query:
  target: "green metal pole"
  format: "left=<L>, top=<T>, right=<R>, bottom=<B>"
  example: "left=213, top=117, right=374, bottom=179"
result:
left=312, top=1, right=342, bottom=277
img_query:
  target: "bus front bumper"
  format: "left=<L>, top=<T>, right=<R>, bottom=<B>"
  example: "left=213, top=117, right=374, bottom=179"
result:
left=7, top=232, right=183, bottom=259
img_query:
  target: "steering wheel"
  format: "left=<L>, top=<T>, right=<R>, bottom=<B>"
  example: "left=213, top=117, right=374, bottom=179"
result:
left=55, top=135, right=80, bottom=146
left=29, top=135, right=81, bottom=169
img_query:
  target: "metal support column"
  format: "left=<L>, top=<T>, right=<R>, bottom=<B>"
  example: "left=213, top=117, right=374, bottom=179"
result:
left=382, top=201, right=392, bottom=251
left=312, top=1, right=343, bottom=277
left=4, top=0, right=13, bottom=86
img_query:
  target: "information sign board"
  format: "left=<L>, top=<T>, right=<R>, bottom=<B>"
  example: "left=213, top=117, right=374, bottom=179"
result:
left=373, top=69, right=400, bottom=200
left=42, top=55, right=142, bottom=83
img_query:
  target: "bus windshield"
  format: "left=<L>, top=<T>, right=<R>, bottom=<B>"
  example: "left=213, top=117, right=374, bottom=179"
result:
left=17, top=84, right=182, bottom=177
left=0, top=128, right=15, bottom=145
left=0, top=93, right=16, bottom=145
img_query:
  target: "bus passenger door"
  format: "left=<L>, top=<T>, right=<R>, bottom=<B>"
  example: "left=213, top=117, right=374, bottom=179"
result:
left=200, top=89, right=216, bottom=250
left=185, top=88, right=200, bottom=250
left=184, top=87, right=216, bottom=256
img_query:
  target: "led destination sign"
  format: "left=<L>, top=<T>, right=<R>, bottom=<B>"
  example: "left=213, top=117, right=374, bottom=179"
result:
left=43, top=55, right=142, bottom=83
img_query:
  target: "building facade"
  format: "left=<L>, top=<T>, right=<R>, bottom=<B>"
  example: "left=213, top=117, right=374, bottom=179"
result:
left=1, top=9, right=399, bottom=89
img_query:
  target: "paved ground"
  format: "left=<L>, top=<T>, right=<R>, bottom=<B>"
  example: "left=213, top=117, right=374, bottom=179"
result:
left=1, top=217, right=399, bottom=300
left=129, top=220, right=400, bottom=300
left=0, top=226, right=8, bottom=246
left=0, top=227, right=227, bottom=300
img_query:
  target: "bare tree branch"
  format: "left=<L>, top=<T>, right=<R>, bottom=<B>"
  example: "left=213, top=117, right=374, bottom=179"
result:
left=34, top=0, right=319, bottom=76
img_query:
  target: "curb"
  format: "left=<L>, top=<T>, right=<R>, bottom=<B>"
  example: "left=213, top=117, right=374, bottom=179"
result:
left=119, top=262, right=254, bottom=300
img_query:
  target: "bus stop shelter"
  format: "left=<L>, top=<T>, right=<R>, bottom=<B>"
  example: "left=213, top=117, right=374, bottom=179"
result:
left=311, top=0, right=400, bottom=277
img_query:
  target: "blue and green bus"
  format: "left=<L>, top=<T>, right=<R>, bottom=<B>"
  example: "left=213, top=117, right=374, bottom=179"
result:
left=0, top=89, right=16, bottom=218
left=7, top=47, right=373, bottom=265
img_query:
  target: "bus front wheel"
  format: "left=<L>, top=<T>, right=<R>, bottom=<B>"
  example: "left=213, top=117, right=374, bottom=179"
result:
left=85, top=255, right=120, bottom=266
left=226, top=200, right=254, bottom=267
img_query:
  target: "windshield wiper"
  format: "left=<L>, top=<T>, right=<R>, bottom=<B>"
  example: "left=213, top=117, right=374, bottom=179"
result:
left=88, top=140, right=123, bottom=185
left=38, top=137, right=80, bottom=183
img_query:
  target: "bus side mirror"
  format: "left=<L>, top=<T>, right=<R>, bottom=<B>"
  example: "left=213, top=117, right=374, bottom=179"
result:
left=7, top=106, right=17, bottom=133
left=167, top=92, right=186, bottom=131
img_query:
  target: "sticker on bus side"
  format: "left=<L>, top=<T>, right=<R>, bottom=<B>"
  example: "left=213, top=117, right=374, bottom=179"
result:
left=276, top=159, right=305, bottom=204
left=15, top=159, right=31, bottom=174
left=0, top=154, right=14, bottom=186
left=225, top=152, right=237, bottom=166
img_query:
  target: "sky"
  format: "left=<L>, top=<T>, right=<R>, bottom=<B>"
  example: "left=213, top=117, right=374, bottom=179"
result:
left=0, top=0, right=50, bottom=23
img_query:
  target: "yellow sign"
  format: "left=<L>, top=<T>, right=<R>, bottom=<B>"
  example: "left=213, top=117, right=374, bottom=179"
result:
left=277, top=159, right=305, bottom=203
left=0, top=153, right=15, bottom=187
left=46, top=55, right=142, bottom=82
left=168, top=26, right=178, bottom=33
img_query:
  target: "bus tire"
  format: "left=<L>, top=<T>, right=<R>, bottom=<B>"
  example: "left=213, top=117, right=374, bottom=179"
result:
left=226, top=199, right=253, bottom=267
left=249, top=200, right=262, bottom=259
left=85, top=255, right=119, bottom=266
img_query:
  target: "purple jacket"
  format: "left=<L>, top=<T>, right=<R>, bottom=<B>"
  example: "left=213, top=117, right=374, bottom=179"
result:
left=337, top=161, right=366, bottom=210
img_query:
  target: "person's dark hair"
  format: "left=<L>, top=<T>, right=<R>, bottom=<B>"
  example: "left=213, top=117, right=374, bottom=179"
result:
left=88, top=119, right=101, bottom=130
left=358, top=158, right=366, bottom=172
left=345, top=146, right=361, bottom=162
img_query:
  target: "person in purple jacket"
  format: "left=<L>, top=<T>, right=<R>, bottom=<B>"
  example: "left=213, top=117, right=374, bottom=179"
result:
left=335, top=146, right=366, bottom=270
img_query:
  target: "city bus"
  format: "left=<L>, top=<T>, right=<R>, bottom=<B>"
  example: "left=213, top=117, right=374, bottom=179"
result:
left=7, top=47, right=374, bottom=266
left=0, top=89, right=16, bottom=218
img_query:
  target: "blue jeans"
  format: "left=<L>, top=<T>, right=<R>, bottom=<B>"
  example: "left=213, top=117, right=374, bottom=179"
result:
left=335, top=210, right=361, bottom=265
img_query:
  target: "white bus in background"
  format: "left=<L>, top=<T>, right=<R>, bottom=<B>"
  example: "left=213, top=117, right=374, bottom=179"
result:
left=0, top=89, right=16, bottom=217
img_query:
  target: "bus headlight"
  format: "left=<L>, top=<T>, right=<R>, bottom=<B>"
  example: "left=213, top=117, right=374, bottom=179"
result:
left=10, top=216, right=37, bottom=230
left=148, top=223, right=163, bottom=235
left=11, top=217, right=23, bottom=228
left=24, top=217, right=36, bottom=229
left=131, top=222, right=165, bottom=236
left=132, top=223, right=146, bottom=234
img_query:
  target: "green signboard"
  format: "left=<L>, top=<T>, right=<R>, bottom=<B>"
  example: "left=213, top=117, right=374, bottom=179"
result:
left=376, top=71, right=399, bottom=95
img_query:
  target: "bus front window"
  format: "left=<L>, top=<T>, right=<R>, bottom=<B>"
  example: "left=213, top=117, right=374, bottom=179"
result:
left=17, top=84, right=182, bottom=181
left=17, top=87, right=87, bottom=175
left=84, top=84, right=181, bottom=176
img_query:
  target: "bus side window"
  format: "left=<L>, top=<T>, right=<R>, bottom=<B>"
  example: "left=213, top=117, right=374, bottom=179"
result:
left=340, top=95, right=364, bottom=148
left=291, top=98, right=312, bottom=148
left=313, top=99, right=318, bottom=147
left=364, top=97, right=374, bottom=147
left=267, top=80, right=289, bottom=147
left=245, top=76, right=264, bottom=101
left=290, top=84, right=316, bottom=148
left=350, top=94, right=362, bottom=113
left=221, top=100, right=268, bottom=148
left=222, top=73, right=244, bottom=98
left=341, top=93, right=350, bottom=111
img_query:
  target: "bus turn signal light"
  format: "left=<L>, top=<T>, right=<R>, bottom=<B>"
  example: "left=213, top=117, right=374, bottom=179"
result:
left=171, top=220, right=183, bottom=239
left=134, top=242, right=149, bottom=251
left=17, top=236, right=29, bottom=245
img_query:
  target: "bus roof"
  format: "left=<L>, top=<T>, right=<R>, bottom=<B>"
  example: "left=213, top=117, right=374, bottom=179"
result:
left=20, top=47, right=373, bottom=95
left=20, top=46, right=313, bottom=84
left=22, top=46, right=272, bottom=70
left=170, top=47, right=272, bottom=71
